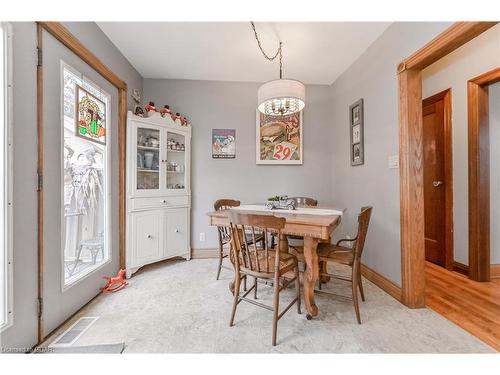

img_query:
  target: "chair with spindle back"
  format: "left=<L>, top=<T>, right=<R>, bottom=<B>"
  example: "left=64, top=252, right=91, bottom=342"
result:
left=228, top=211, right=301, bottom=346
left=214, top=199, right=241, bottom=280
left=214, top=199, right=265, bottom=281
left=316, top=206, right=373, bottom=324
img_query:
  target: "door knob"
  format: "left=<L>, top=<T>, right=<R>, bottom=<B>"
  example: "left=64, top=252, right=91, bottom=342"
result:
left=433, top=181, right=444, bottom=187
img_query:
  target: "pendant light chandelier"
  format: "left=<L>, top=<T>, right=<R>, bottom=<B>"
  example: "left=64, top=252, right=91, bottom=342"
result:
left=251, top=22, right=305, bottom=116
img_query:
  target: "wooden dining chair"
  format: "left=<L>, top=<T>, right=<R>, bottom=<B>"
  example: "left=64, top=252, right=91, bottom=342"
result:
left=316, top=206, right=373, bottom=324
left=214, top=199, right=241, bottom=280
left=228, top=211, right=301, bottom=346
left=214, top=199, right=264, bottom=281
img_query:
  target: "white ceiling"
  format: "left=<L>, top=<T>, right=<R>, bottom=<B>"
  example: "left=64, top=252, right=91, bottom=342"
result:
left=97, top=22, right=391, bottom=85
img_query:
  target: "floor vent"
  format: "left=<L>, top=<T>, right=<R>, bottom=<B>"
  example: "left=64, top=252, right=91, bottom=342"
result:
left=50, top=317, right=99, bottom=347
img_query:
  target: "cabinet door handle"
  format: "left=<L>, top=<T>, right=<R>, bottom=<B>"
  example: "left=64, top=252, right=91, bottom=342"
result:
left=162, top=199, right=167, bottom=204
left=433, top=180, right=444, bottom=187
left=174, top=229, right=179, bottom=233
left=147, top=234, right=152, bottom=239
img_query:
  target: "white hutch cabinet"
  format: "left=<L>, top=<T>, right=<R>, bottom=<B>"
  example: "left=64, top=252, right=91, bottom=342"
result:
left=126, top=111, right=191, bottom=278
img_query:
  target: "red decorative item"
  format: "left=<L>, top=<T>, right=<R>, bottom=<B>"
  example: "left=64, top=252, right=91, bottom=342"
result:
left=160, top=104, right=171, bottom=117
left=170, top=112, right=180, bottom=122
left=101, top=269, right=129, bottom=293
left=180, top=116, right=188, bottom=126
left=144, top=101, right=157, bottom=113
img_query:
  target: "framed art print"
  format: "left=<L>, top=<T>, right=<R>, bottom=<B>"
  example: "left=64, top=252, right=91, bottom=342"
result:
left=212, top=129, right=236, bottom=159
left=75, top=84, right=107, bottom=145
left=349, top=99, right=364, bottom=166
left=256, top=110, right=303, bottom=164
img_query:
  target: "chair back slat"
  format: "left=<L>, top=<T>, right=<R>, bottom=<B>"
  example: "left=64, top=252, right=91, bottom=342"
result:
left=353, top=206, right=373, bottom=260
left=289, top=196, right=318, bottom=207
left=229, top=212, right=285, bottom=275
left=214, top=199, right=241, bottom=241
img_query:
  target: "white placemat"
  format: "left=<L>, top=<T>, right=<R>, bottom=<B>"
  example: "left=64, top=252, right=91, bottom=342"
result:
left=232, top=204, right=343, bottom=216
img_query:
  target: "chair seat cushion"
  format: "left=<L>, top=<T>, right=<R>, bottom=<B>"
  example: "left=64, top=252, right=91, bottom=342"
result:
left=317, top=243, right=354, bottom=265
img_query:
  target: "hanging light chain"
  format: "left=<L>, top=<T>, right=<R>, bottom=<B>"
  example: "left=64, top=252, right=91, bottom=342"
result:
left=250, top=22, right=283, bottom=79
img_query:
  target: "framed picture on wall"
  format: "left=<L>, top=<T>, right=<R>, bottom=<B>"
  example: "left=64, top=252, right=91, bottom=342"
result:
left=350, top=99, right=364, bottom=166
left=212, top=129, right=236, bottom=159
left=256, top=110, right=303, bottom=164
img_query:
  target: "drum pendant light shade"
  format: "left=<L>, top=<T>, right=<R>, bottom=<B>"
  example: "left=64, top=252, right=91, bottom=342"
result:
left=257, top=79, right=306, bottom=116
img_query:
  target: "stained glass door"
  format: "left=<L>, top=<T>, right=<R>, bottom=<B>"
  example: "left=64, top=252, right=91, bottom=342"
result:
left=41, top=30, right=119, bottom=338
left=136, top=126, right=161, bottom=191
left=165, top=131, right=186, bottom=191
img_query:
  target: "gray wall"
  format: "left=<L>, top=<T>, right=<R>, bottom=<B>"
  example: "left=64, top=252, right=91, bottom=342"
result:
left=328, top=22, right=452, bottom=285
left=490, top=81, right=500, bottom=265
left=422, top=24, right=500, bottom=265
left=143, top=79, right=333, bottom=250
left=1, top=22, right=142, bottom=350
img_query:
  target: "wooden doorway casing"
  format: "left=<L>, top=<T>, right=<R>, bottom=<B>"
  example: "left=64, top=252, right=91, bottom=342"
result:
left=422, top=89, right=453, bottom=270
left=468, top=67, right=500, bottom=281
left=36, top=22, right=127, bottom=342
left=398, top=22, right=498, bottom=308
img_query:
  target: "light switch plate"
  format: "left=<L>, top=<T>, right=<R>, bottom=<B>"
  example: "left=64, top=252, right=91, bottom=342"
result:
left=388, top=155, right=399, bottom=169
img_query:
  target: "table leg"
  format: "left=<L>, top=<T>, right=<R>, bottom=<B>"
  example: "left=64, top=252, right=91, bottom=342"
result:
left=303, top=236, right=319, bottom=319
left=319, top=235, right=331, bottom=283
left=279, top=233, right=289, bottom=253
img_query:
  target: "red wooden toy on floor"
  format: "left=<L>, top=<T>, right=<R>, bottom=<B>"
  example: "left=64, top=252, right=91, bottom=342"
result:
left=101, top=269, right=128, bottom=293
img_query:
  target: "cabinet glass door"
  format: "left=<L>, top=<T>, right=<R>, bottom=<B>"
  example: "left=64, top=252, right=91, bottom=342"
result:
left=165, top=131, right=186, bottom=191
left=136, top=127, right=161, bottom=190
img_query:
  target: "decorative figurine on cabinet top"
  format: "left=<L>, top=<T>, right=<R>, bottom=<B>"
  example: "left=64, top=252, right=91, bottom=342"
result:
left=171, top=112, right=182, bottom=125
left=134, top=106, right=144, bottom=117
left=144, top=101, right=157, bottom=114
left=180, top=116, right=188, bottom=126
left=160, top=104, right=171, bottom=117
left=131, top=89, right=142, bottom=116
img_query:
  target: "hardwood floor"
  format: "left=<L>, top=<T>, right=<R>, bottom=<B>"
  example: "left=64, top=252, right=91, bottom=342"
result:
left=425, top=261, right=500, bottom=351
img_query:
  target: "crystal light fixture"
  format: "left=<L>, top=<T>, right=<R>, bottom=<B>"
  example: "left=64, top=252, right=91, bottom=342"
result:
left=251, top=22, right=306, bottom=116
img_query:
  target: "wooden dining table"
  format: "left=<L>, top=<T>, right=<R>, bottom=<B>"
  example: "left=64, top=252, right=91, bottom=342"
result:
left=207, top=205, right=343, bottom=319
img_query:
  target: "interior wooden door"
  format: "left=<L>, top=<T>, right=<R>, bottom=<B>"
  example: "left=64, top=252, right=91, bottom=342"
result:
left=423, top=92, right=450, bottom=267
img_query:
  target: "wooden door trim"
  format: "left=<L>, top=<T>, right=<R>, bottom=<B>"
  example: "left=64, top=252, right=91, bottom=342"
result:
left=398, top=22, right=497, bottom=308
left=422, top=89, right=454, bottom=270
left=36, top=22, right=128, bottom=343
left=468, top=67, right=500, bottom=281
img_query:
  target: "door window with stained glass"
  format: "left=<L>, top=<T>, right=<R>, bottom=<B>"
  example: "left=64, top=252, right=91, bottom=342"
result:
left=62, top=62, right=111, bottom=286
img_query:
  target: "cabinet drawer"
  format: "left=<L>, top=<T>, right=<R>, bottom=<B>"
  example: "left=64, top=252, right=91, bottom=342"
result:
left=129, top=196, right=189, bottom=211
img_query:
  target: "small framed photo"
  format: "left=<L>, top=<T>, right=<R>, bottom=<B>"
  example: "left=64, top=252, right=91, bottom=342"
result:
left=352, top=106, right=360, bottom=124
left=349, top=99, right=364, bottom=166
left=352, top=143, right=362, bottom=164
left=352, top=124, right=361, bottom=144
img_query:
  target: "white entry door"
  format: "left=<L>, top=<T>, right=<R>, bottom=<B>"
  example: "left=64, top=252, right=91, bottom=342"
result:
left=41, top=29, right=119, bottom=337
